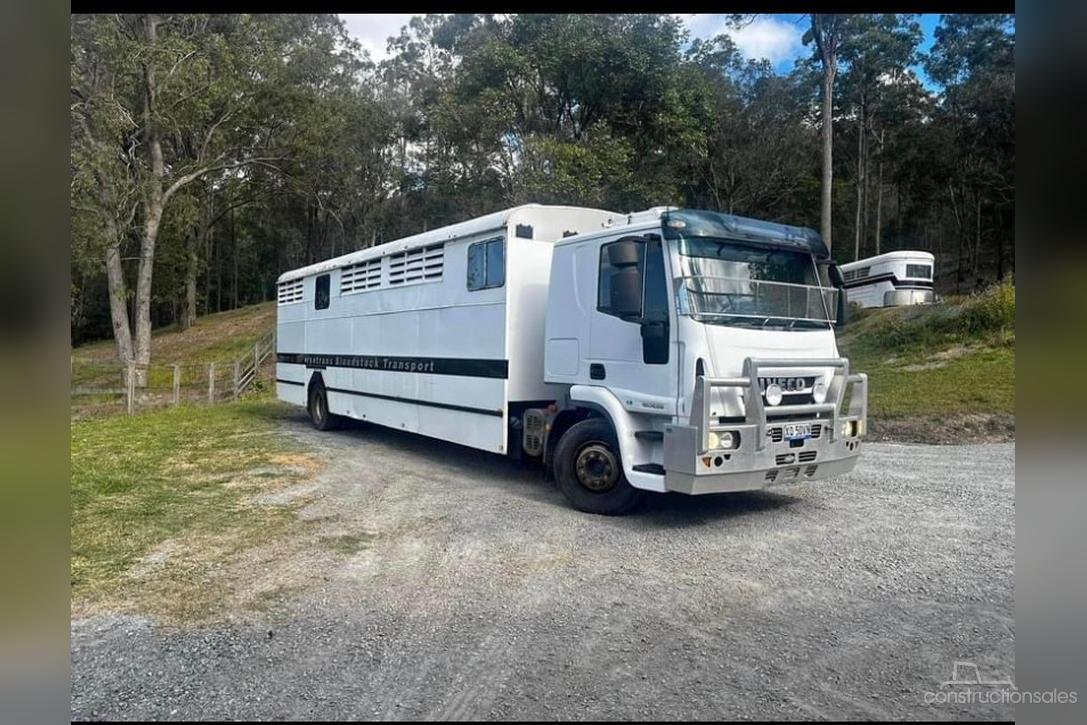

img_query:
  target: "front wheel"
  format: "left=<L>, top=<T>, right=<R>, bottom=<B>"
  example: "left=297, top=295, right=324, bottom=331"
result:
left=554, top=418, right=642, bottom=515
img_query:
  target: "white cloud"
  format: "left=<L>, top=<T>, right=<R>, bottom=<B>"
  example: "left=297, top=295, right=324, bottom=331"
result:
left=339, top=14, right=416, bottom=62
left=678, top=14, right=805, bottom=67
left=340, top=13, right=805, bottom=68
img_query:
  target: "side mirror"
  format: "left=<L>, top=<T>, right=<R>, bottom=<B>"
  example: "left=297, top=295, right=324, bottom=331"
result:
left=827, top=264, right=848, bottom=328
left=640, top=320, right=669, bottom=364
left=609, top=267, right=643, bottom=318
left=605, top=239, right=645, bottom=319
left=836, top=289, right=849, bottom=328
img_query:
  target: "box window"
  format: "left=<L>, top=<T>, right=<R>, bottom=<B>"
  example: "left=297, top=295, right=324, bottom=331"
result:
left=315, top=274, right=330, bottom=310
left=467, top=238, right=505, bottom=291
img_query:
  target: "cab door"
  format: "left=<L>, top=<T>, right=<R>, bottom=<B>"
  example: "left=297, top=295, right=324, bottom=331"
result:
left=588, top=235, right=678, bottom=417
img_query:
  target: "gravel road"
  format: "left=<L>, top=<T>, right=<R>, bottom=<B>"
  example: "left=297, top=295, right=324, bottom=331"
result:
left=72, top=414, right=1015, bottom=721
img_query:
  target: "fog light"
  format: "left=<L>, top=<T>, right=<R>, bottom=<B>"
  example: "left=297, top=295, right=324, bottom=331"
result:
left=765, top=383, right=783, bottom=406
left=707, top=431, right=720, bottom=450
left=856, top=419, right=866, bottom=436
left=719, top=431, right=738, bottom=449
left=812, top=381, right=828, bottom=404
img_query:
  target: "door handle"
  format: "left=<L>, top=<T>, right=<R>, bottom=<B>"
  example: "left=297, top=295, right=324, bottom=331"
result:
left=589, top=363, right=606, bottom=380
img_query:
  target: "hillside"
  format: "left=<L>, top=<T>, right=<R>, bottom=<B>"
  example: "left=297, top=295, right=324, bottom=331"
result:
left=72, top=302, right=276, bottom=366
left=837, top=281, right=1015, bottom=443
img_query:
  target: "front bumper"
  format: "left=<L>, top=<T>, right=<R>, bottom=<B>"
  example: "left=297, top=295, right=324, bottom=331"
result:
left=662, top=357, right=867, bottom=495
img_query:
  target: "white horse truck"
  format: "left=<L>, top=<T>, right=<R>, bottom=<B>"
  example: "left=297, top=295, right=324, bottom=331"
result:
left=839, top=250, right=936, bottom=308
left=276, top=205, right=868, bottom=514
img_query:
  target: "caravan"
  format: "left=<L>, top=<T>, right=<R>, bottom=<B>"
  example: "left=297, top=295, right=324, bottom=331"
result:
left=277, top=205, right=868, bottom=514
left=839, top=250, right=936, bottom=308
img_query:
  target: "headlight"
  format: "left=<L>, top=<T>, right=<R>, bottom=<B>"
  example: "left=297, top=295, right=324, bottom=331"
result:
left=841, top=420, right=852, bottom=438
left=720, top=431, right=738, bottom=449
left=812, top=381, right=828, bottom=404
left=707, top=431, right=720, bottom=450
left=765, top=383, right=783, bottom=406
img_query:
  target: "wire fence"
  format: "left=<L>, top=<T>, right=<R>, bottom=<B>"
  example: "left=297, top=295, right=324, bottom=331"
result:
left=71, top=330, right=276, bottom=420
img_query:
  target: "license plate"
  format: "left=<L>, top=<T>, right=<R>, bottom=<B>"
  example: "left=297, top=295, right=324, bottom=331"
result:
left=783, top=423, right=812, bottom=440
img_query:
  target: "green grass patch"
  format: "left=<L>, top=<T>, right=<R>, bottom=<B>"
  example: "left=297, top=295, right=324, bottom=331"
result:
left=71, top=396, right=321, bottom=619
left=318, top=532, right=376, bottom=555
left=838, top=281, right=1015, bottom=437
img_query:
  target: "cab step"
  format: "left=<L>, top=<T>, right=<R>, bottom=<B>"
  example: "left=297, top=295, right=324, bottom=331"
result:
left=632, top=463, right=665, bottom=475
left=634, top=430, right=663, bottom=442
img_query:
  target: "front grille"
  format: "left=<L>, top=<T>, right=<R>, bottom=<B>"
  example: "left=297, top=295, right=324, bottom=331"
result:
left=811, top=423, right=822, bottom=439
left=775, top=453, right=795, bottom=465
left=798, top=451, right=817, bottom=463
left=768, top=427, right=783, bottom=442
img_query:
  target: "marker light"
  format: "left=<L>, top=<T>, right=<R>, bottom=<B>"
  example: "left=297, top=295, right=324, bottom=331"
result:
left=765, top=383, right=784, bottom=406
left=812, top=381, right=828, bottom=404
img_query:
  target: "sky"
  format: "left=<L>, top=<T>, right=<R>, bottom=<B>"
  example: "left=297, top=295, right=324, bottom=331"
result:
left=340, top=13, right=944, bottom=84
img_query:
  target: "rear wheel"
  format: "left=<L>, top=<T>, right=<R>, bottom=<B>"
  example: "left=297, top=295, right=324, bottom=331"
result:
left=554, top=418, right=642, bottom=515
left=308, top=381, right=343, bottom=431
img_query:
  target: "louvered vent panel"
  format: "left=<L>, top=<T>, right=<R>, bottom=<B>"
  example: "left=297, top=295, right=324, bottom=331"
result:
left=277, top=279, right=303, bottom=305
left=388, top=244, right=444, bottom=286
left=341, top=258, right=382, bottom=295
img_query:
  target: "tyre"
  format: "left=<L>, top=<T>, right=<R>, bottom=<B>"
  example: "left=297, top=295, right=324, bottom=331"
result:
left=307, top=380, right=343, bottom=431
left=554, top=418, right=642, bottom=515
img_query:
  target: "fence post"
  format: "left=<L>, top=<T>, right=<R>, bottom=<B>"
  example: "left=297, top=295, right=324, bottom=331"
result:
left=126, top=363, right=135, bottom=416
left=208, top=362, right=216, bottom=403
left=233, top=360, right=241, bottom=401
left=254, top=342, right=260, bottom=374
left=173, top=364, right=181, bottom=406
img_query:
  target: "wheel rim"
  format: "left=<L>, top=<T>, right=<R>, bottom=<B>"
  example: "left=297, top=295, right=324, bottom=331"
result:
left=312, top=392, right=325, bottom=424
left=574, top=442, right=619, bottom=493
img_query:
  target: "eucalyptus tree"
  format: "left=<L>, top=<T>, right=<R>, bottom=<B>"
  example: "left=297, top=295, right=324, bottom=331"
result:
left=803, top=14, right=849, bottom=251
left=925, top=13, right=1015, bottom=285
left=838, top=13, right=923, bottom=259
left=71, top=14, right=356, bottom=377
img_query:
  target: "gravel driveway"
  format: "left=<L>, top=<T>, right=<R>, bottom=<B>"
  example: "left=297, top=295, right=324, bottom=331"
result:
left=72, top=414, right=1015, bottom=720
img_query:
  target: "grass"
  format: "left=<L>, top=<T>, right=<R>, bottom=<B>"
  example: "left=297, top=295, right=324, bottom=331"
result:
left=71, top=303, right=277, bottom=417
left=838, top=280, right=1015, bottom=439
left=70, top=394, right=323, bottom=620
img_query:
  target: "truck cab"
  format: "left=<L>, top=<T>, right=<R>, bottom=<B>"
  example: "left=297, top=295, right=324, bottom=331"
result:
left=538, top=207, right=867, bottom=514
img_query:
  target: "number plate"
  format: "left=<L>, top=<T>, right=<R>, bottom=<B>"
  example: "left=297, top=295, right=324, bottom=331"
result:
left=783, top=423, right=812, bottom=440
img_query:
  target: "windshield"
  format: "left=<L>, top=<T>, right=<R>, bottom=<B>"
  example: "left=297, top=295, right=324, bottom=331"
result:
left=674, top=238, right=837, bottom=329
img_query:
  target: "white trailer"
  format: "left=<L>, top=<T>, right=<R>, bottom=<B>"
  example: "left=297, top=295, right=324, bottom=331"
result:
left=839, top=250, right=935, bottom=308
left=277, top=204, right=868, bottom=514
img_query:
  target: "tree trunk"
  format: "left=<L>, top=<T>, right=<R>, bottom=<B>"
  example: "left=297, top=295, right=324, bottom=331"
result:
left=996, top=206, right=1005, bottom=280
left=875, top=129, right=885, bottom=255
left=950, top=182, right=965, bottom=293
left=131, top=13, right=163, bottom=387
left=105, top=242, right=134, bottom=366
left=820, top=62, right=835, bottom=251
left=132, top=200, right=163, bottom=386
left=853, top=102, right=864, bottom=262
left=232, top=205, right=239, bottom=310
left=180, top=231, right=198, bottom=331
left=973, top=192, right=982, bottom=284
